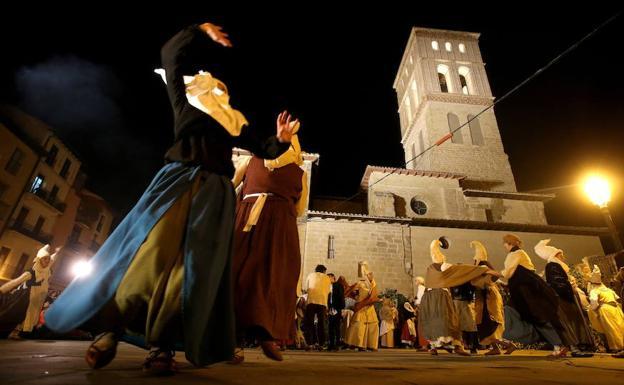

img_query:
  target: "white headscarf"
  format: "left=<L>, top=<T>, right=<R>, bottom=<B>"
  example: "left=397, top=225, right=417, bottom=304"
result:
left=430, top=239, right=452, bottom=271
left=32, top=244, right=56, bottom=284
left=471, top=241, right=488, bottom=263
left=534, top=239, right=569, bottom=273
left=155, top=69, right=249, bottom=137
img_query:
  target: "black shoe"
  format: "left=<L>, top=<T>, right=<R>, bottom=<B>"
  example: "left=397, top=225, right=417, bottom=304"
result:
left=571, top=352, right=594, bottom=358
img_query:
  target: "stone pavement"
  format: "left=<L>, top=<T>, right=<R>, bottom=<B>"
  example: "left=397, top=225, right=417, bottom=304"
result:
left=1, top=340, right=623, bottom=385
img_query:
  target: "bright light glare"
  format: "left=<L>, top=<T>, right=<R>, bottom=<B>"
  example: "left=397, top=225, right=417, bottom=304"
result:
left=584, top=175, right=611, bottom=208
left=72, top=260, right=93, bottom=278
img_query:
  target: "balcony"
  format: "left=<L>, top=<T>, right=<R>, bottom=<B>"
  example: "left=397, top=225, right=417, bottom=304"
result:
left=29, top=188, right=66, bottom=213
left=89, top=240, right=101, bottom=253
left=8, top=220, right=53, bottom=244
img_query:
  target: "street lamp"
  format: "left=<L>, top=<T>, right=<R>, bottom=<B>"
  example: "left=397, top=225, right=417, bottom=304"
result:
left=71, top=259, right=93, bottom=278
left=584, top=175, right=623, bottom=251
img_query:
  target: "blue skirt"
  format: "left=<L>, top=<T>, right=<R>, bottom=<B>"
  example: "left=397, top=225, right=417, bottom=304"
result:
left=46, top=162, right=236, bottom=366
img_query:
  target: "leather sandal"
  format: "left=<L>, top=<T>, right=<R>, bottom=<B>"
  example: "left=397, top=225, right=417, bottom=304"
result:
left=85, top=332, right=118, bottom=369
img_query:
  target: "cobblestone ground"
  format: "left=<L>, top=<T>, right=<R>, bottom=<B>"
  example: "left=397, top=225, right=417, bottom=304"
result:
left=1, top=340, right=623, bottom=385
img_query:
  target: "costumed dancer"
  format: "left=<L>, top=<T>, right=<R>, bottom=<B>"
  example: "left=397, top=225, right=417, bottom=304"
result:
left=340, top=276, right=356, bottom=346
left=379, top=297, right=398, bottom=348
left=327, top=273, right=346, bottom=351
left=470, top=241, right=516, bottom=355
left=0, top=245, right=59, bottom=339
left=45, top=22, right=295, bottom=375
left=534, top=239, right=594, bottom=356
left=400, top=301, right=417, bottom=347
left=586, top=266, right=624, bottom=354
left=230, top=121, right=307, bottom=362
left=345, top=262, right=380, bottom=351
left=413, top=276, right=429, bottom=349
left=419, top=237, right=490, bottom=356
left=500, top=234, right=568, bottom=358
left=450, top=261, right=479, bottom=354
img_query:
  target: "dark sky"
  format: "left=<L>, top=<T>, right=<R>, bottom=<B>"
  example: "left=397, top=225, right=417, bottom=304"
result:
left=1, top=4, right=623, bottom=248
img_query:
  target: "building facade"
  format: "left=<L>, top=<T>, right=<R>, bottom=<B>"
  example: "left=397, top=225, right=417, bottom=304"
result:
left=0, top=106, right=114, bottom=289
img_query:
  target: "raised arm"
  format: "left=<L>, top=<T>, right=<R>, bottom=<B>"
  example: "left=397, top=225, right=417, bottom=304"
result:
left=234, top=111, right=295, bottom=159
left=160, top=23, right=232, bottom=118
left=0, top=271, right=32, bottom=294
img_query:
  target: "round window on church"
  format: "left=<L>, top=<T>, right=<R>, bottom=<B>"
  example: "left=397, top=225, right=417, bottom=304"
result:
left=410, top=198, right=428, bottom=215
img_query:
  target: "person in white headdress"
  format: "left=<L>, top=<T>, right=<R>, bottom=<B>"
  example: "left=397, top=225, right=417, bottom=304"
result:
left=412, top=276, right=429, bottom=349
left=230, top=120, right=307, bottom=362
left=414, top=276, right=426, bottom=306
left=470, top=241, right=516, bottom=355
left=449, top=243, right=481, bottom=354
left=534, top=240, right=594, bottom=356
left=419, top=237, right=490, bottom=356
left=379, top=297, right=398, bottom=348
left=400, top=301, right=417, bottom=347
left=586, top=265, right=624, bottom=353
left=0, top=244, right=59, bottom=339
left=500, top=234, right=568, bottom=358
left=345, top=262, right=380, bottom=351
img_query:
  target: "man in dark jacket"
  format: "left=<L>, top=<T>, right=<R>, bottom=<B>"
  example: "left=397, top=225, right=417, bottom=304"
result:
left=327, top=273, right=345, bottom=350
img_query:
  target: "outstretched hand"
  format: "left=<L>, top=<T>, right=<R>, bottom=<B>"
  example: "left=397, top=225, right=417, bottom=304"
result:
left=199, top=22, right=232, bottom=47
left=276, top=110, right=298, bottom=143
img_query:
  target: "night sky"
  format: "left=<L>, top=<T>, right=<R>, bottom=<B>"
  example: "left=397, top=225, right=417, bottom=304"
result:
left=1, top=4, right=623, bottom=248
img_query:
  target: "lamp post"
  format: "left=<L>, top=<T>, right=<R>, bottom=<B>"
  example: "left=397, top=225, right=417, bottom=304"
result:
left=584, top=175, right=623, bottom=251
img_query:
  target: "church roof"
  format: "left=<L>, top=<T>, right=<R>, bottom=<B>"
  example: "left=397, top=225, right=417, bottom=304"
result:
left=463, top=189, right=555, bottom=202
left=360, top=165, right=465, bottom=190
left=411, top=27, right=480, bottom=39
left=307, top=210, right=610, bottom=236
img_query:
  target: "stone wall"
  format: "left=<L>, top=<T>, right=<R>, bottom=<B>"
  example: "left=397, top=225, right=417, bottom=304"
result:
left=299, top=217, right=605, bottom=299
left=300, top=218, right=413, bottom=296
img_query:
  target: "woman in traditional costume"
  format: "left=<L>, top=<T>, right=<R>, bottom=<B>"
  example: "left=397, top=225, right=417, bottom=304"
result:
left=1, top=245, right=58, bottom=339
left=586, top=266, right=624, bottom=353
left=379, top=297, right=398, bottom=348
left=470, top=241, right=516, bottom=355
left=420, top=237, right=490, bottom=356
left=45, top=22, right=295, bottom=375
left=345, top=262, right=380, bottom=351
left=534, top=239, right=594, bottom=356
left=500, top=234, right=568, bottom=358
left=230, top=122, right=307, bottom=362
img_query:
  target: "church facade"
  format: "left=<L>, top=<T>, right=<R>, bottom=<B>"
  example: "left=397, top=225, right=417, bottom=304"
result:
left=236, top=27, right=608, bottom=298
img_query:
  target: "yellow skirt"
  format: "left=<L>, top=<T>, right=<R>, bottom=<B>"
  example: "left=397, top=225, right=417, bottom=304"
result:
left=589, top=304, right=624, bottom=351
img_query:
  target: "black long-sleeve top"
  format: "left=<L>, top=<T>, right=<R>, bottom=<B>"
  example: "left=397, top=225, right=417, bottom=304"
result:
left=160, top=24, right=289, bottom=177
left=328, top=282, right=345, bottom=311
left=545, top=262, right=576, bottom=303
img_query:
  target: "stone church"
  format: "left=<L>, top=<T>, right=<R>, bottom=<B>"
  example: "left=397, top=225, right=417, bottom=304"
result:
left=234, top=27, right=608, bottom=298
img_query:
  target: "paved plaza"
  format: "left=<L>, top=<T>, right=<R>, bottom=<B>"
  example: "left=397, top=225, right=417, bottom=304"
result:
left=1, top=340, right=623, bottom=384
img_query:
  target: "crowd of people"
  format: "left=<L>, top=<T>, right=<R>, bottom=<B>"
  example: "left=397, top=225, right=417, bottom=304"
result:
left=284, top=236, right=624, bottom=360
left=0, top=20, right=623, bottom=377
